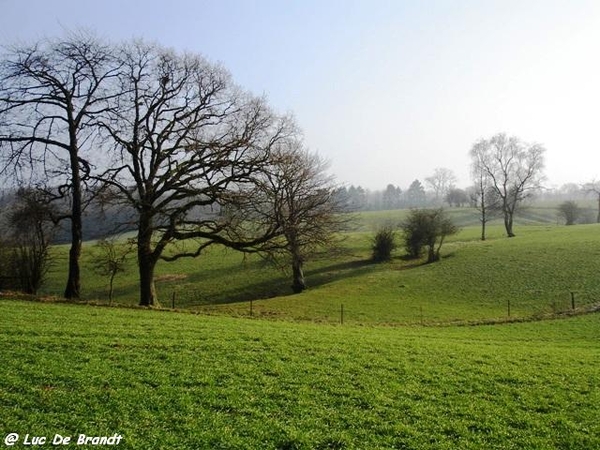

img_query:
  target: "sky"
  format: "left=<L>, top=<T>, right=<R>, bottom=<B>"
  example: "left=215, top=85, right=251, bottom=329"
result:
left=1, top=0, right=599, bottom=191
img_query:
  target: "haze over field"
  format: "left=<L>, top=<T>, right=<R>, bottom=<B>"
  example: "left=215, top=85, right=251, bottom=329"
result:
left=1, top=0, right=599, bottom=189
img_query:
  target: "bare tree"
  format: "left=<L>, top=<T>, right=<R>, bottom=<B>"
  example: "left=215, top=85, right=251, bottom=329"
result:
left=470, top=143, right=501, bottom=241
left=0, top=188, right=56, bottom=294
left=93, top=237, right=134, bottom=304
left=469, top=133, right=545, bottom=237
left=0, top=32, right=119, bottom=299
left=96, top=41, right=291, bottom=306
left=583, top=180, right=600, bottom=223
left=425, top=168, right=456, bottom=202
left=254, top=141, right=348, bottom=293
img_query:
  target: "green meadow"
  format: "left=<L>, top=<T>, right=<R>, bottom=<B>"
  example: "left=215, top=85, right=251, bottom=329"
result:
left=41, top=208, right=600, bottom=326
left=2, top=207, right=599, bottom=448
left=0, top=300, right=599, bottom=449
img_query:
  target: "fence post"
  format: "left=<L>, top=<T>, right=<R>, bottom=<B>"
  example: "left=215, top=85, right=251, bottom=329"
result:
left=571, top=291, right=575, bottom=310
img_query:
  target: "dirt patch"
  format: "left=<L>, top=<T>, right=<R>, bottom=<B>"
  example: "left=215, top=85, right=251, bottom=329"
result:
left=155, top=274, right=188, bottom=283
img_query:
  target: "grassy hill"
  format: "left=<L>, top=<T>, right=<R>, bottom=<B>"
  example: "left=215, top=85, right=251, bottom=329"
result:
left=4, top=207, right=600, bottom=448
left=0, top=300, right=598, bottom=449
left=41, top=216, right=600, bottom=326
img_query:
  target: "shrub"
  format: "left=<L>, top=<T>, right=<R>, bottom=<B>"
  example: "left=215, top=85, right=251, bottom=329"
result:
left=401, top=209, right=458, bottom=263
left=372, top=226, right=397, bottom=262
left=557, top=200, right=580, bottom=226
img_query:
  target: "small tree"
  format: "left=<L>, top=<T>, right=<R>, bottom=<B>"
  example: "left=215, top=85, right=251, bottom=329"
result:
left=557, top=201, right=580, bottom=226
left=0, top=188, right=55, bottom=294
left=371, top=225, right=397, bottom=262
left=401, top=210, right=429, bottom=258
left=254, top=141, right=348, bottom=293
left=93, top=237, right=134, bottom=303
left=469, top=133, right=545, bottom=237
left=401, top=209, right=458, bottom=263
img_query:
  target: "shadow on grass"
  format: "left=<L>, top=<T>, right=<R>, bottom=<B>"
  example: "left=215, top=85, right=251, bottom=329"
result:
left=172, top=257, right=377, bottom=308
left=85, top=253, right=427, bottom=309
left=303, top=259, right=374, bottom=287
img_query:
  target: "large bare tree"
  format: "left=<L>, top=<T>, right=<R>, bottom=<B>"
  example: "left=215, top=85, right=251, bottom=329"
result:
left=425, top=167, right=456, bottom=202
left=254, top=140, right=347, bottom=293
left=97, top=41, right=291, bottom=306
left=0, top=32, right=119, bottom=299
left=469, top=133, right=545, bottom=237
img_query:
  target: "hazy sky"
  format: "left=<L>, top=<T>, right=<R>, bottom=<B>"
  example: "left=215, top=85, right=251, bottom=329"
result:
left=1, top=0, right=599, bottom=190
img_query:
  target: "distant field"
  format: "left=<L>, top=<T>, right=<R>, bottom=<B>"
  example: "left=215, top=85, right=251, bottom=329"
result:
left=215, top=223, right=600, bottom=325
left=42, top=212, right=600, bottom=325
left=0, top=300, right=598, bottom=449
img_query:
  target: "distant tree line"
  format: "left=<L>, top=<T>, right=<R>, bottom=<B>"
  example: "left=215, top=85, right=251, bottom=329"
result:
left=333, top=175, right=466, bottom=212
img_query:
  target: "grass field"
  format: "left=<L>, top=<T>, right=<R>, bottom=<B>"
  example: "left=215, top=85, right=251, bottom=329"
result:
left=41, top=212, right=600, bottom=326
left=0, top=300, right=598, bottom=449
left=3, top=208, right=600, bottom=448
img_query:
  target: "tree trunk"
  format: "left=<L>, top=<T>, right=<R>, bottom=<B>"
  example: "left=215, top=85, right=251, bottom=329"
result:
left=138, top=212, right=158, bottom=306
left=427, top=245, right=435, bottom=264
left=138, top=254, right=158, bottom=306
left=480, top=187, right=487, bottom=241
left=63, top=146, right=82, bottom=300
left=503, top=207, right=515, bottom=238
left=64, top=219, right=82, bottom=299
left=481, top=218, right=486, bottom=241
left=291, top=257, right=306, bottom=293
left=108, top=272, right=115, bottom=305
left=290, top=237, right=306, bottom=293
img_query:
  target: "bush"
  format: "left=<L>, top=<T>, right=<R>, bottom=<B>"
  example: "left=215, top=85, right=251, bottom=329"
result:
left=401, top=209, right=458, bottom=263
left=557, top=200, right=580, bottom=226
left=372, top=226, right=397, bottom=262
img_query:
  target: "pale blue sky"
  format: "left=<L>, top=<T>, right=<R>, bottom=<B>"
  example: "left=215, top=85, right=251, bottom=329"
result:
left=1, top=0, right=599, bottom=190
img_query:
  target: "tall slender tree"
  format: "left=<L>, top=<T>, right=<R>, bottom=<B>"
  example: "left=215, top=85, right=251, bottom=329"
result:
left=0, top=32, right=119, bottom=299
left=470, top=141, right=500, bottom=240
left=583, top=180, right=600, bottom=223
